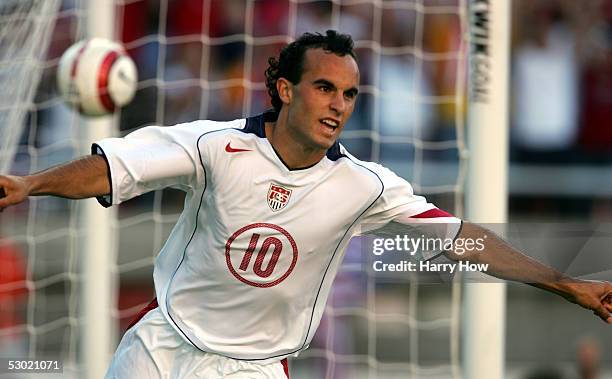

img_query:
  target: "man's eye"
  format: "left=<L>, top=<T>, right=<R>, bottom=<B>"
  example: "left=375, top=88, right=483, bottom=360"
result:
left=319, top=86, right=330, bottom=92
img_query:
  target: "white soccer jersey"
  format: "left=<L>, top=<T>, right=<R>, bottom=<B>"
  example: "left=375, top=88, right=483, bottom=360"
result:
left=94, top=110, right=461, bottom=363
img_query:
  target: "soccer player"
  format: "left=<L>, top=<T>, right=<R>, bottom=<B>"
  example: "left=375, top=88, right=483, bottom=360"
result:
left=0, top=31, right=610, bottom=378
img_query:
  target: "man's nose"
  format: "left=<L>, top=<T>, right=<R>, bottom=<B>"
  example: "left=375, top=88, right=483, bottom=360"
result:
left=330, top=92, right=347, bottom=114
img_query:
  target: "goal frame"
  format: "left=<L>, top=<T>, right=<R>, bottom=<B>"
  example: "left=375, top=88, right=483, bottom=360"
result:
left=81, top=1, right=118, bottom=379
left=464, top=0, right=511, bottom=378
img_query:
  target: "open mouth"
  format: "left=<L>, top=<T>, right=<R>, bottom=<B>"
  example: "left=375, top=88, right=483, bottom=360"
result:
left=319, top=118, right=339, bottom=132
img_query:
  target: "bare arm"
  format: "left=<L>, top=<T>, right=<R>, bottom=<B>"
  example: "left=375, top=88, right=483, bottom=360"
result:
left=446, top=222, right=612, bottom=323
left=0, top=155, right=110, bottom=210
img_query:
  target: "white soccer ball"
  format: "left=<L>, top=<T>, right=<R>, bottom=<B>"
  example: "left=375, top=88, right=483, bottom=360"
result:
left=57, top=38, right=138, bottom=117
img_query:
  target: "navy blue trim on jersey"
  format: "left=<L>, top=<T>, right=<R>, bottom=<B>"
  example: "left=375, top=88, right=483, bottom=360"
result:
left=164, top=127, right=229, bottom=350
left=423, top=219, right=464, bottom=263
left=325, top=142, right=346, bottom=161
left=270, top=140, right=345, bottom=170
left=243, top=109, right=276, bottom=137
left=300, top=155, right=384, bottom=350
left=91, top=143, right=113, bottom=208
left=243, top=109, right=347, bottom=170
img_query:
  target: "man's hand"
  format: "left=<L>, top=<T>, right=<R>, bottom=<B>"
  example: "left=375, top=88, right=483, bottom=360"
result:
left=562, top=279, right=612, bottom=324
left=0, top=175, right=31, bottom=211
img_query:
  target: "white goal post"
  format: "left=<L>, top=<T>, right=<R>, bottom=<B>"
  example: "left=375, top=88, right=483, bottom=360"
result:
left=80, top=2, right=118, bottom=379
left=464, top=0, right=511, bottom=379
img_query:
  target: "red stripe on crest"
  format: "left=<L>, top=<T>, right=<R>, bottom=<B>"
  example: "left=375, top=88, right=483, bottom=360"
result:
left=410, top=208, right=454, bottom=219
left=97, top=51, right=120, bottom=112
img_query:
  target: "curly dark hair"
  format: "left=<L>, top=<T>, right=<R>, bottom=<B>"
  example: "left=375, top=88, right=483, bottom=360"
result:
left=265, top=30, right=357, bottom=112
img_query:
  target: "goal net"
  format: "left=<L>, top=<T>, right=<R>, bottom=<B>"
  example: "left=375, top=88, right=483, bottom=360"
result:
left=0, top=0, right=469, bottom=378
left=0, top=0, right=61, bottom=175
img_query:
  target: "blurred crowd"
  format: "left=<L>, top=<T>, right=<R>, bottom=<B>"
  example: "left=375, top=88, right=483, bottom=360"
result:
left=29, top=0, right=612, bottom=167
left=114, top=0, right=466, bottom=161
left=511, top=0, right=612, bottom=163
left=115, top=0, right=612, bottom=164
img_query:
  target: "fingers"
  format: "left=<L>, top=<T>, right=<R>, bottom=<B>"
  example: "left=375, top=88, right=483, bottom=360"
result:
left=0, top=176, right=25, bottom=211
left=0, top=189, right=11, bottom=211
left=0, top=193, right=22, bottom=210
left=0, top=184, right=8, bottom=211
left=592, top=304, right=612, bottom=324
left=575, top=282, right=612, bottom=324
left=0, top=187, right=5, bottom=210
left=603, top=293, right=612, bottom=313
left=593, top=288, right=612, bottom=323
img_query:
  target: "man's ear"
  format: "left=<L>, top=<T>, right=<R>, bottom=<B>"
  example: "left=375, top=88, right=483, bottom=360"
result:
left=276, top=78, right=292, bottom=105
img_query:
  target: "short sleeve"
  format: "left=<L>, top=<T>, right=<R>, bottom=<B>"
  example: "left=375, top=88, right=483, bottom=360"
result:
left=92, top=120, right=213, bottom=207
left=358, top=161, right=462, bottom=258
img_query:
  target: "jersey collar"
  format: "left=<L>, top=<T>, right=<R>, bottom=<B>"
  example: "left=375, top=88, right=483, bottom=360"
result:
left=243, top=109, right=346, bottom=169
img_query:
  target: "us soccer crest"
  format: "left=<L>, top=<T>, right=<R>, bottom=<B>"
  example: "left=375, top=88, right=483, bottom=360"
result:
left=267, top=183, right=292, bottom=212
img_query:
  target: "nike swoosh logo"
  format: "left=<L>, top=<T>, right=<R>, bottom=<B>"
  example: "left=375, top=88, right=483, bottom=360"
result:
left=225, top=142, right=252, bottom=153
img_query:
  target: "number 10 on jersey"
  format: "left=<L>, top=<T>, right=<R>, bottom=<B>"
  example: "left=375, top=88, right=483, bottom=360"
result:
left=225, top=223, right=298, bottom=288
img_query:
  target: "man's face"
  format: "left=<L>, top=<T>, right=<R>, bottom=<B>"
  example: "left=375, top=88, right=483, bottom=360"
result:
left=283, top=48, right=359, bottom=151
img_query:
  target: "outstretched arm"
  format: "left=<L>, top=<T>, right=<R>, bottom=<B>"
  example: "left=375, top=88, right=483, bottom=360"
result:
left=0, top=155, right=110, bottom=211
left=445, top=222, right=612, bottom=323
